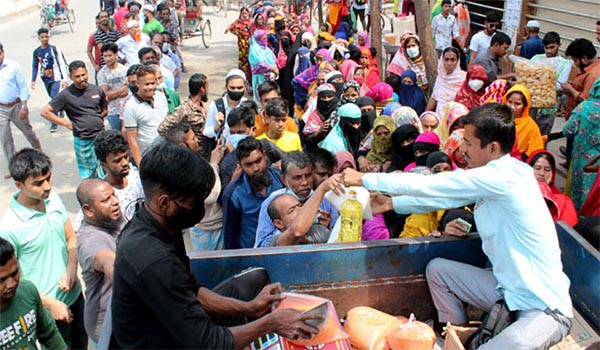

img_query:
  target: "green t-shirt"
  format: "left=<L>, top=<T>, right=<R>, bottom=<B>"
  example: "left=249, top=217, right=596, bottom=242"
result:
left=0, top=279, right=66, bottom=350
left=143, top=19, right=164, bottom=36
left=0, top=192, right=81, bottom=306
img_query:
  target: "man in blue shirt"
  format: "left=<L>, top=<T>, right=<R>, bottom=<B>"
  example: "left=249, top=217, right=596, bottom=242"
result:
left=222, top=137, right=284, bottom=249
left=342, top=103, right=573, bottom=349
left=0, top=42, right=42, bottom=180
left=519, top=20, right=545, bottom=59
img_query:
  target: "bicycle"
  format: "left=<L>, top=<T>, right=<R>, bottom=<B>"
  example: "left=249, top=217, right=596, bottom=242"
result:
left=182, top=8, right=212, bottom=48
left=203, top=0, right=228, bottom=17
left=39, top=0, right=76, bottom=33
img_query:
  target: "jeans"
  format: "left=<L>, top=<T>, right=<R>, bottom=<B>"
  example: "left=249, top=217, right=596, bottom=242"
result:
left=190, top=227, right=224, bottom=251
left=107, top=114, right=122, bottom=131
left=43, top=80, right=61, bottom=127
left=56, top=293, right=88, bottom=350
left=426, top=258, right=572, bottom=350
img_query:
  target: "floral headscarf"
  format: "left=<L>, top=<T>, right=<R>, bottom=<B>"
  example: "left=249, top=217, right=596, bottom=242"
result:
left=392, top=106, right=422, bottom=132
left=455, top=64, right=488, bottom=109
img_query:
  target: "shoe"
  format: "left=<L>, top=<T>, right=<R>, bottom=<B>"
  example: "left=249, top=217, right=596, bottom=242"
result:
left=559, top=146, right=567, bottom=157
left=50, top=123, right=58, bottom=133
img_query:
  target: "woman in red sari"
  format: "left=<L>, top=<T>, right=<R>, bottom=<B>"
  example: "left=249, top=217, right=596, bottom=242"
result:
left=226, top=7, right=253, bottom=83
left=359, top=48, right=381, bottom=90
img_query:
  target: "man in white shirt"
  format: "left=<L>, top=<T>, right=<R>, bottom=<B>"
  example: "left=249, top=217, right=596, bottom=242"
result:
left=469, top=11, right=501, bottom=65
left=431, top=0, right=458, bottom=57
left=116, top=21, right=150, bottom=65
left=341, top=103, right=573, bottom=349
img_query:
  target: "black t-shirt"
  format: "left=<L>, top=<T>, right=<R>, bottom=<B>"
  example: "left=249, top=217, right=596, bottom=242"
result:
left=49, top=84, right=107, bottom=139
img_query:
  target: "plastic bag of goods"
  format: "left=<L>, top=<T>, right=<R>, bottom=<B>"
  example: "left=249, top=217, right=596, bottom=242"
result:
left=510, top=55, right=557, bottom=108
left=344, top=306, right=400, bottom=350
left=272, top=292, right=348, bottom=346
left=386, top=313, right=436, bottom=350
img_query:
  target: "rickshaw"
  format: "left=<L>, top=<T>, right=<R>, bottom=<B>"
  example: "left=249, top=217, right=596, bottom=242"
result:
left=39, top=0, right=76, bottom=33
left=182, top=4, right=212, bottom=48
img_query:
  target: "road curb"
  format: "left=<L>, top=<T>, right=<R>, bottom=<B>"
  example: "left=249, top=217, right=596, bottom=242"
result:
left=0, top=3, right=39, bottom=25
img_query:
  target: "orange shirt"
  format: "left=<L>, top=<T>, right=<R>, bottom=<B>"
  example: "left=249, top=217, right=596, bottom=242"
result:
left=567, top=59, right=600, bottom=118
left=254, top=113, right=298, bottom=138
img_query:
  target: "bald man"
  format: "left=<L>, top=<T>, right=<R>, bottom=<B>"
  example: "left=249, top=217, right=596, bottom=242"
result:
left=75, top=179, right=125, bottom=345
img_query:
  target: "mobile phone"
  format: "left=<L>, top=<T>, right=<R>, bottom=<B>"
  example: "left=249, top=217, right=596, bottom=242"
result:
left=302, top=302, right=328, bottom=329
left=456, top=218, right=472, bottom=233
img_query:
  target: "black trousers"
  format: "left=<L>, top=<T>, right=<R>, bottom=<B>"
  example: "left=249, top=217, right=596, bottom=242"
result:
left=56, top=292, right=88, bottom=350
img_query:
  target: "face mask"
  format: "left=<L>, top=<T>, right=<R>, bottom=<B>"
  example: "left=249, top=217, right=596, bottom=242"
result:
left=331, top=82, right=344, bottom=98
left=317, top=97, right=338, bottom=118
left=342, top=96, right=357, bottom=104
left=415, top=153, right=429, bottom=166
left=129, top=82, right=138, bottom=94
left=361, top=110, right=377, bottom=127
left=406, top=47, right=420, bottom=59
left=354, top=77, right=364, bottom=86
left=229, top=134, right=249, bottom=149
left=468, top=79, right=484, bottom=92
left=161, top=42, right=170, bottom=53
left=257, top=37, right=268, bottom=46
left=228, top=89, right=245, bottom=101
left=303, top=40, right=311, bottom=48
left=165, top=200, right=205, bottom=230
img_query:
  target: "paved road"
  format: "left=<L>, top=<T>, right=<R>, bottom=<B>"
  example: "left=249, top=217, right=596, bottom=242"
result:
left=0, top=0, right=240, bottom=216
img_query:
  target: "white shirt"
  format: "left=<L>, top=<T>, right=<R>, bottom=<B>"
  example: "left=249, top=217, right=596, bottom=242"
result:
left=431, top=13, right=459, bottom=50
left=123, top=91, right=168, bottom=155
left=362, top=155, right=573, bottom=317
left=203, top=95, right=248, bottom=140
left=469, top=31, right=494, bottom=56
left=116, top=33, right=151, bottom=65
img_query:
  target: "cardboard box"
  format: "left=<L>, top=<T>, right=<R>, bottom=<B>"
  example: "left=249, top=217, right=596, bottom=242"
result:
left=444, top=309, right=600, bottom=350
left=249, top=333, right=351, bottom=350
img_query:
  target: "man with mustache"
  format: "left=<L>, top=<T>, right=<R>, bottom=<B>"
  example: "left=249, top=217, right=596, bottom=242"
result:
left=116, top=20, right=150, bottom=65
left=41, top=60, right=107, bottom=180
left=222, top=137, right=284, bottom=249
left=75, top=179, right=125, bottom=346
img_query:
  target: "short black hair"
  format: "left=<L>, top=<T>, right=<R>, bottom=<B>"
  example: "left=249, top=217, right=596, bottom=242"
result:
left=268, top=193, right=293, bottom=221
left=189, top=73, right=207, bottom=96
left=161, top=31, right=175, bottom=42
left=8, top=148, right=52, bottom=182
left=150, top=31, right=164, bottom=41
left=491, top=31, right=511, bottom=46
left=140, top=142, right=214, bottom=201
left=127, top=1, right=141, bottom=11
left=565, top=38, right=597, bottom=60
left=100, top=42, right=118, bottom=54
left=309, top=147, right=337, bottom=170
left=239, top=100, right=259, bottom=113
left=164, top=122, right=193, bottom=144
left=282, top=151, right=312, bottom=176
left=441, top=0, right=451, bottom=5
left=384, top=74, right=401, bottom=91
left=462, top=103, right=515, bottom=154
left=443, top=46, right=460, bottom=59
left=127, top=64, right=142, bottom=76
left=485, top=11, right=502, bottom=23
left=236, top=137, right=263, bottom=161
left=94, top=130, right=129, bottom=163
left=37, top=27, right=49, bottom=36
left=138, top=47, right=156, bottom=61
left=227, top=106, right=256, bottom=128
left=0, top=237, right=15, bottom=267
left=68, top=60, right=86, bottom=73
left=257, top=81, right=281, bottom=99
left=156, top=2, right=168, bottom=11
left=119, top=0, right=126, bottom=6
left=542, top=32, right=561, bottom=46
left=265, top=98, right=288, bottom=118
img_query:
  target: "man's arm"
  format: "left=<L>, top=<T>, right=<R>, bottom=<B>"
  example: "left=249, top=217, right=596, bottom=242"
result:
left=41, top=104, right=72, bottom=129
left=94, top=250, right=116, bottom=280
left=87, top=35, right=100, bottom=72
left=31, top=48, right=40, bottom=88
left=35, top=286, right=68, bottom=350
left=40, top=294, right=72, bottom=322
left=125, top=128, right=142, bottom=166
left=59, top=220, right=78, bottom=293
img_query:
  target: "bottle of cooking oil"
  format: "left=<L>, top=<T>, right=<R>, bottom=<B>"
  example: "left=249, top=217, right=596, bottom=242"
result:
left=339, top=190, right=363, bottom=242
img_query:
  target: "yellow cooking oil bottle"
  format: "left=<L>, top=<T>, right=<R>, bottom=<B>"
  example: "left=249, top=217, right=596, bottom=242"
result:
left=339, top=190, right=363, bottom=242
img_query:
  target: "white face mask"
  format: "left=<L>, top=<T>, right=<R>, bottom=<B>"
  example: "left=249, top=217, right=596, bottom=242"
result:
left=468, top=79, right=485, bottom=92
left=406, top=47, right=420, bottom=59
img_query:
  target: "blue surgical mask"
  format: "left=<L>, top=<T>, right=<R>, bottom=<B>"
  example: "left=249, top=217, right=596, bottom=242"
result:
left=229, top=134, right=249, bottom=149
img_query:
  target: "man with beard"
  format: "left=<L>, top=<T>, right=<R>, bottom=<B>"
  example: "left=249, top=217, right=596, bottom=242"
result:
left=123, top=65, right=168, bottom=166
left=142, top=4, right=164, bottom=36
left=116, top=21, right=150, bottom=65
left=254, top=151, right=339, bottom=248
left=158, top=73, right=209, bottom=149
left=93, top=11, right=121, bottom=70
left=0, top=237, right=66, bottom=350
left=563, top=38, right=600, bottom=119
left=303, top=83, right=339, bottom=149
left=75, top=179, right=125, bottom=345
left=469, top=11, right=502, bottom=64
left=222, top=137, right=284, bottom=249
left=112, top=142, right=320, bottom=348
left=41, top=60, right=107, bottom=179
left=94, top=130, right=145, bottom=221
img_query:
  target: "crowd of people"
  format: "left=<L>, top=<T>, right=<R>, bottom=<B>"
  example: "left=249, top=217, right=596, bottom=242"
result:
left=0, top=0, right=599, bottom=349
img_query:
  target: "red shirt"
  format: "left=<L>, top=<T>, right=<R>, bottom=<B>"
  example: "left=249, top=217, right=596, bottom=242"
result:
left=113, top=8, right=129, bottom=34
left=88, top=33, right=101, bottom=66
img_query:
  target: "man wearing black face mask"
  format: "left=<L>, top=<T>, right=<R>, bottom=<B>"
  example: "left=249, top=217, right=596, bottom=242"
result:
left=303, top=84, right=339, bottom=149
left=158, top=73, right=209, bottom=149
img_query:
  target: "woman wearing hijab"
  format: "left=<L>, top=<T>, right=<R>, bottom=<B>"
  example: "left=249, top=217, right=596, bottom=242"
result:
left=480, top=79, right=508, bottom=104
left=280, top=30, right=305, bottom=113
left=427, top=47, right=466, bottom=115
left=356, top=96, right=377, bottom=137
left=304, top=83, right=339, bottom=147
left=325, top=71, right=345, bottom=100
left=526, top=150, right=578, bottom=226
left=359, top=48, right=381, bottom=90
left=420, top=111, right=441, bottom=132
left=443, top=129, right=468, bottom=169
left=249, top=29, right=278, bottom=101
left=398, top=70, right=426, bottom=115
left=317, top=22, right=336, bottom=44
left=340, top=81, right=361, bottom=105
left=299, top=14, right=315, bottom=34
left=426, top=151, right=454, bottom=173
left=367, top=82, right=394, bottom=107
left=392, top=106, right=422, bottom=132
left=404, top=131, right=441, bottom=172
left=226, top=7, right=253, bottom=83
left=388, top=124, right=420, bottom=172
left=291, top=56, right=333, bottom=109
left=563, top=77, right=600, bottom=211
left=437, top=101, right=469, bottom=147
left=502, top=84, right=544, bottom=158
left=381, top=102, right=402, bottom=117
left=365, top=115, right=396, bottom=171
left=387, top=33, right=428, bottom=90
left=251, top=12, right=266, bottom=33
left=334, top=151, right=357, bottom=173
left=357, top=31, right=370, bottom=50
left=454, top=64, right=487, bottom=110
left=321, top=103, right=363, bottom=155
left=334, top=21, right=351, bottom=41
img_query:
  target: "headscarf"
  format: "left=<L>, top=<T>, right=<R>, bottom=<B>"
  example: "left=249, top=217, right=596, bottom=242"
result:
left=301, top=31, right=317, bottom=51
left=388, top=125, right=420, bottom=172
left=480, top=79, right=508, bottom=104
left=326, top=71, right=345, bottom=99
left=366, top=115, right=396, bottom=164
left=398, top=70, right=426, bottom=115
left=412, top=132, right=441, bottom=167
left=334, top=21, right=351, bottom=40
left=426, top=151, right=453, bottom=169
left=334, top=151, right=357, bottom=173
left=315, top=48, right=333, bottom=62
left=455, top=64, right=488, bottom=110
left=392, top=106, right=422, bottom=132
left=321, top=103, right=362, bottom=154
left=249, top=30, right=276, bottom=74
left=419, top=111, right=441, bottom=125
left=316, top=83, right=338, bottom=120
left=503, top=84, right=544, bottom=157
left=431, top=48, right=466, bottom=115
left=526, top=150, right=560, bottom=194
left=367, top=82, right=394, bottom=104
left=357, top=96, right=377, bottom=135
left=443, top=129, right=465, bottom=167
left=387, top=33, right=428, bottom=88
left=329, top=44, right=349, bottom=64
left=294, top=47, right=311, bottom=75
left=251, top=13, right=266, bottom=33
left=340, top=80, right=361, bottom=105
left=318, top=23, right=335, bottom=42
left=437, top=102, right=469, bottom=146
left=341, top=59, right=360, bottom=82
left=357, top=31, right=371, bottom=50
left=381, top=102, right=402, bottom=117
left=360, top=48, right=381, bottom=90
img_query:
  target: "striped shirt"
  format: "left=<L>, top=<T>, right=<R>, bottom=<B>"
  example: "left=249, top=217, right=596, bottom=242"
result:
left=94, top=28, right=121, bottom=66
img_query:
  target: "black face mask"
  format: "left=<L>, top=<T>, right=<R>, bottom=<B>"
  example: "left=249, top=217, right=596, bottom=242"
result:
left=281, top=38, right=292, bottom=50
left=341, top=96, right=358, bottom=105
left=165, top=200, right=206, bottom=230
left=228, top=89, right=245, bottom=101
left=331, top=82, right=344, bottom=98
left=129, top=82, right=138, bottom=94
left=361, top=110, right=377, bottom=127
left=398, top=143, right=415, bottom=162
left=415, top=152, right=430, bottom=166
left=317, top=97, right=338, bottom=119
left=341, top=119, right=361, bottom=152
